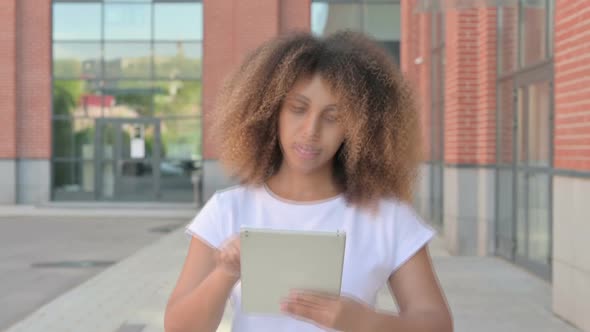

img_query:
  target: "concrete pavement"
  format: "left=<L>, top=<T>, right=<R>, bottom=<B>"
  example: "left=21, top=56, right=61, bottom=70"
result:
left=4, top=223, right=581, bottom=332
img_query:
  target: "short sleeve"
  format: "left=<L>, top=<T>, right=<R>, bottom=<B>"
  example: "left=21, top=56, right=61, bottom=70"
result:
left=184, top=193, right=227, bottom=249
left=390, top=202, right=436, bottom=274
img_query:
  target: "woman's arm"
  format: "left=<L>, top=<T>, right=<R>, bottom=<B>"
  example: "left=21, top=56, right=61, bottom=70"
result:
left=363, top=246, right=453, bottom=332
left=164, top=237, right=240, bottom=332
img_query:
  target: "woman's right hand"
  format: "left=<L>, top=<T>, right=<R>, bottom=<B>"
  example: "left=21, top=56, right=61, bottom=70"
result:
left=215, top=235, right=241, bottom=281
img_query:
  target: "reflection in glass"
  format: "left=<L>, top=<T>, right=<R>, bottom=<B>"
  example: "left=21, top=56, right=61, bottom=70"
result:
left=105, top=4, right=151, bottom=40
left=52, top=119, right=95, bottom=159
left=496, top=168, right=514, bottom=258
left=53, top=43, right=101, bottom=79
left=155, top=3, right=203, bottom=40
left=119, top=123, right=156, bottom=159
left=516, top=171, right=527, bottom=257
left=101, top=161, right=115, bottom=198
left=52, top=161, right=94, bottom=201
left=520, top=0, right=547, bottom=67
left=498, top=80, right=514, bottom=164
left=53, top=4, right=101, bottom=40
left=364, top=4, right=400, bottom=41
left=527, top=172, right=550, bottom=264
left=527, top=81, right=551, bottom=167
left=311, top=3, right=361, bottom=36
left=102, top=81, right=153, bottom=117
left=154, top=81, right=201, bottom=117
left=154, top=43, right=202, bottom=79
left=161, top=118, right=201, bottom=160
left=517, top=88, right=526, bottom=165
left=105, top=43, right=152, bottom=78
left=53, top=80, right=103, bottom=118
left=160, top=160, right=198, bottom=202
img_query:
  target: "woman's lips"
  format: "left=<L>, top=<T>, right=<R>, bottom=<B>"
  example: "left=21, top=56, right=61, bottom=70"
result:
left=294, top=144, right=320, bottom=160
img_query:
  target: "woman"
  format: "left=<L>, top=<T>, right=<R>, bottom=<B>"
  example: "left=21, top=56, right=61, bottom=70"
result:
left=164, top=31, right=453, bottom=332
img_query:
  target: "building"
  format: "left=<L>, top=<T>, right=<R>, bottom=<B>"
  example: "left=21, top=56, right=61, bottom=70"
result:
left=0, top=0, right=588, bottom=330
left=403, top=0, right=589, bottom=330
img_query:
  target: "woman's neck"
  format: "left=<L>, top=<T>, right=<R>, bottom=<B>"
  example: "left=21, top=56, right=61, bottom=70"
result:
left=266, top=164, right=341, bottom=202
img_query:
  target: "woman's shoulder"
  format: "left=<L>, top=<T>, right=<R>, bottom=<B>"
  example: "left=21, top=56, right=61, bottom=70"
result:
left=211, top=184, right=261, bottom=206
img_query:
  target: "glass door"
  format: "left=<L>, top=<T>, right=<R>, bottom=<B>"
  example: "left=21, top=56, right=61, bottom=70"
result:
left=496, top=74, right=552, bottom=280
left=95, top=118, right=161, bottom=201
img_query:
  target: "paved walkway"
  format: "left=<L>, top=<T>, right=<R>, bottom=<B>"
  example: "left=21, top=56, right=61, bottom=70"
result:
left=5, top=225, right=581, bottom=332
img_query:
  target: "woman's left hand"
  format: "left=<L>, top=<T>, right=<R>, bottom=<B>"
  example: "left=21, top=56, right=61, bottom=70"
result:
left=281, top=290, right=374, bottom=332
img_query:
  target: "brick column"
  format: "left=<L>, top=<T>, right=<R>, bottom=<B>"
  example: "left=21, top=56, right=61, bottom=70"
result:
left=553, top=1, right=590, bottom=330
left=15, top=0, right=52, bottom=204
left=280, top=0, right=311, bottom=34
left=401, top=0, right=430, bottom=160
left=476, top=7, right=497, bottom=166
left=201, top=0, right=280, bottom=199
left=445, top=8, right=478, bottom=165
left=0, top=0, right=17, bottom=203
left=202, top=0, right=280, bottom=160
left=554, top=1, right=590, bottom=171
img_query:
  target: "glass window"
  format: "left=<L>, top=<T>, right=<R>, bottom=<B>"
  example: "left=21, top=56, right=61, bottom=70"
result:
left=311, top=3, right=362, bottom=36
left=119, top=122, right=157, bottom=159
left=527, top=81, right=551, bottom=167
left=154, top=42, right=202, bottom=79
left=53, top=3, right=101, bottom=41
left=154, top=81, right=201, bottom=117
left=52, top=118, right=95, bottom=160
left=516, top=171, right=527, bottom=257
left=104, top=42, right=152, bottom=79
left=154, top=3, right=203, bottom=40
left=527, top=172, right=550, bottom=263
left=102, top=81, right=153, bottom=117
left=520, top=0, right=547, bottom=67
left=52, top=161, right=95, bottom=201
left=431, top=11, right=445, bottom=47
left=364, top=4, right=400, bottom=41
left=498, top=80, right=514, bottom=164
left=160, top=118, right=201, bottom=160
left=105, top=4, right=152, bottom=40
left=159, top=159, right=197, bottom=203
left=517, top=87, right=526, bottom=165
left=52, top=119, right=74, bottom=159
left=498, top=3, right=518, bottom=74
left=53, top=43, right=101, bottom=79
left=53, top=80, right=102, bottom=118
left=548, top=0, right=554, bottom=56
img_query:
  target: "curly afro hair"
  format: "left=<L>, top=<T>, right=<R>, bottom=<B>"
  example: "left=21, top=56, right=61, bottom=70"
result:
left=211, top=30, right=423, bottom=209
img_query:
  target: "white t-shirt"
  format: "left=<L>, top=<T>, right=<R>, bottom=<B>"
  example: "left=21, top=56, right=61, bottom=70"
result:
left=185, top=184, right=435, bottom=332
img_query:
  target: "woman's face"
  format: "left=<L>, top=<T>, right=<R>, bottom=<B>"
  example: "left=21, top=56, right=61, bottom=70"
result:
left=278, top=73, right=346, bottom=175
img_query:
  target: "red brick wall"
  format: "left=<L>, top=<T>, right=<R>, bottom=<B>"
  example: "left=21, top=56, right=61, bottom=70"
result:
left=203, top=0, right=304, bottom=160
left=476, top=7, right=497, bottom=165
left=554, top=0, right=590, bottom=171
left=0, top=0, right=17, bottom=159
left=445, top=9, right=478, bottom=164
left=16, top=0, right=52, bottom=159
left=401, top=0, right=431, bottom=161
left=280, top=0, right=310, bottom=33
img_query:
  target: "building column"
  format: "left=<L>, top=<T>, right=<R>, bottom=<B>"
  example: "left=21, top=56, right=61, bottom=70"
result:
left=474, top=6, right=498, bottom=256
left=201, top=0, right=283, bottom=200
left=443, top=7, right=480, bottom=255
left=0, top=0, right=17, bottom=204
left=552, top=1, right=590, bottom=330
left=15, top=0, right=52, bottom=205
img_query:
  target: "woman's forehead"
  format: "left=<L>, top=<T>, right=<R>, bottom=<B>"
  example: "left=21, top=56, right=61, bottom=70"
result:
left=287, top=73, right=340, bottom=105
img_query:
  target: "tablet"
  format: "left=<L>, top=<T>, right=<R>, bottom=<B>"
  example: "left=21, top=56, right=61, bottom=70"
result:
left=239, top=227, right=346, bottom=315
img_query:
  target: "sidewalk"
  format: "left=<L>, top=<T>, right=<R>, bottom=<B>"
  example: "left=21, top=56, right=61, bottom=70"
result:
left=5, top=227, right=580, bottom=332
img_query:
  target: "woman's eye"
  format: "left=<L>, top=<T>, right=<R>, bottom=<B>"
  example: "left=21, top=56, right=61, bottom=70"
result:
left=324, top=114, right=338, bottom=122
left=291, top=107, right=306, bottom=114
